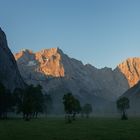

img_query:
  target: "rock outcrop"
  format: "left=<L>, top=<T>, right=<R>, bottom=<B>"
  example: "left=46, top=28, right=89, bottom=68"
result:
left=0, top=28, right=25, bottom=91
left=15, top=48, right=64, bottom=78
left=118, top=58, right=140, bottom=87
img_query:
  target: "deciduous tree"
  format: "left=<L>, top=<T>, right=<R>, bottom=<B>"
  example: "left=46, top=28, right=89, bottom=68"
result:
left=117, top=97, right=130, bottom=120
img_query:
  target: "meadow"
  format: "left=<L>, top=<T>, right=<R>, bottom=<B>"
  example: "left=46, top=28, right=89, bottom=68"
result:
left=1, top=117, right=140, bottom=140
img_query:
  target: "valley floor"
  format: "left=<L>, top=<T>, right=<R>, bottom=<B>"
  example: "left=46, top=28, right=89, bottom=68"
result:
left=0, top=117, right=140, bottom=140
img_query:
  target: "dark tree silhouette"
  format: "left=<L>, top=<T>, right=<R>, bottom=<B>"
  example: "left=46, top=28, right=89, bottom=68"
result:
left=0, top=83, right=13, bottom=119
left=72, top=99, right=81, bottom=120
left=22, top=85, right=34, bottom=120
left=63, top=93, right=81, bottom=123
left=13, top=85, right=44, bottom=121
left=13, top=88, right=25, bottom=114
left=32, top=85, right=44, bottom=118
left=117, top=97, right=130, bottom=120
left=43, top=94, right=53, bottom=116
left=82, top=103, right=92, bottom=118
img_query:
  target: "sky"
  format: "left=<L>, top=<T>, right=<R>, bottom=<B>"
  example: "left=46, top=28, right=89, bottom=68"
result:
left=0, top=0, right=140, bottom=69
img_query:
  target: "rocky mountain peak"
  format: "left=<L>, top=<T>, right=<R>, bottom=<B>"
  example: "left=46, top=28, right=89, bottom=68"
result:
left=15, top=49, right=33, bottom=59
left=0, top=27, right=25, bottom=91
left=15, top=48, right=131, bottom=101
left=15, top=48, right=65, bottom=78
left=118, top=57, right=140, bottom=87
left=35, top=48, right=65, bottom=77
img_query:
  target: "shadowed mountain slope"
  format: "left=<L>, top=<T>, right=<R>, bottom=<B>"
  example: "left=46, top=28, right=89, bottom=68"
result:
left=0, top=28, right=25, bottom=91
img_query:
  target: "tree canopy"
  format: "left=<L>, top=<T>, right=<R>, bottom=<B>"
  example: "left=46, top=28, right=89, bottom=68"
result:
left=117, top=97, right=130, bottom=120
left=82, top=103, right=92, bottom=118
left=0, top=83, right=13, bottom=119
left=13, top=84, right=44, bottom=120
left=63, top=93, right=81, bottom=123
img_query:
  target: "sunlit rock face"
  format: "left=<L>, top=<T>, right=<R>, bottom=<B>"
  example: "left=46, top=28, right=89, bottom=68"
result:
left=0, top=28, right=25, bottom=91
left=15, top=48, right=130, bottom=102
left=35, top=48, right=65, bottom=77
left=118, top=58, right=140, bottom=87
left=14, top=48, right=64, bottom=79
left=17, top=48, right=140, bottom=113
left=119, top=58, right=140, bottom=113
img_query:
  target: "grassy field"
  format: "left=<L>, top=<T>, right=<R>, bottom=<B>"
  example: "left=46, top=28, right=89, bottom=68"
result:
left=0, top=117, right=140, bottom=140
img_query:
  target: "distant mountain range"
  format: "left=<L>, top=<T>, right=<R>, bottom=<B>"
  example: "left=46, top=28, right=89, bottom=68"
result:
left=1, top=26, right=140, bottom=114
left=14, top=48, right=140, bottom=113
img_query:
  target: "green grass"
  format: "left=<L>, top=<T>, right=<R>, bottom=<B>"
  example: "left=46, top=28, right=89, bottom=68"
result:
left=0, top=117, right=140, bottom=140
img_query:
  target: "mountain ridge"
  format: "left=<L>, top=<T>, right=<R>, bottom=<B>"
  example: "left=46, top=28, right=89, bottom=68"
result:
left=14, top=48, right=140, bottom=113
left=0, top=28, right=25, bottom=91
left=117, top=57, right=140, bottom=87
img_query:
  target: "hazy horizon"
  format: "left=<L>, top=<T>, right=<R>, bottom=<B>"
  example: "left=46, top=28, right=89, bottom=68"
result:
left=1, top=0, right=140, bottom=68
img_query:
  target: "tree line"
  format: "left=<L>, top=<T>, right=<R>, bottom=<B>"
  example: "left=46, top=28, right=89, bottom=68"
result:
left=0, top=83, right=52, bottom=120
left=63, top=93, right=130, bottom=123
left=0, top=81, right=130, bottom=121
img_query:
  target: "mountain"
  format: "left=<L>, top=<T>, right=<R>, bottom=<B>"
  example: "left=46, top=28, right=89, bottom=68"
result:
left=14, top=48, right=130, bottom=99
left=116, top=58, right=140, bottom=114
left=118, top=58, right=140, bottom=87
left=0, top=28, right=25, bottom=91
left=121, top=81, right=140, bottom=114
left=1, top=25, right=140, bottom=114
left=15, top=48, right=139, bottom=113
left=123, top=81, right=140, bottom=98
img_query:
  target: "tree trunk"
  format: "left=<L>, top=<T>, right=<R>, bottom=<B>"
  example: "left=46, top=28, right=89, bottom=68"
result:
left=121, top=110, right=128, bottom=120
left=35, top=112, right=38, bottom=119
left=25, top=113, right=30, bottom=121
left=67, top=114, right=72, bottom=123
left=72, top=113, right=76, bottom=120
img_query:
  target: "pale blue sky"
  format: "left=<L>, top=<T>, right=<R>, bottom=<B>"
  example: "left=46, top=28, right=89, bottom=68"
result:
left=0, top=0, right=140, bottom=68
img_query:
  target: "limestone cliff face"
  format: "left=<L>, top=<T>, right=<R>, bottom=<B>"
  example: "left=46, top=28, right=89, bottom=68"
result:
left=0, top=28, right=25, bottom=91
left=36, top=48, right=65, bottom=77
left=118, top=58, right=140, bottom=87
left=17, top=48, right=140, bottom=113
left=14, top=48, right=129, bottom=102
left=120, top=58, right=140, bottom=112
left=14, top=48, right=64, bottom=79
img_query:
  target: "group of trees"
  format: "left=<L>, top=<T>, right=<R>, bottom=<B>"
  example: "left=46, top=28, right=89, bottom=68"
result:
left=13, top=85, right=45, bottom=120
left=81, top=103, right=93, bottom=118
left=0, top=83, right=52, bottom=120
left=0, top=81, right=130, bottom=121
left=63, top=93, right=92, bottom=123
left=63, top=92, right=130, bottom=122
